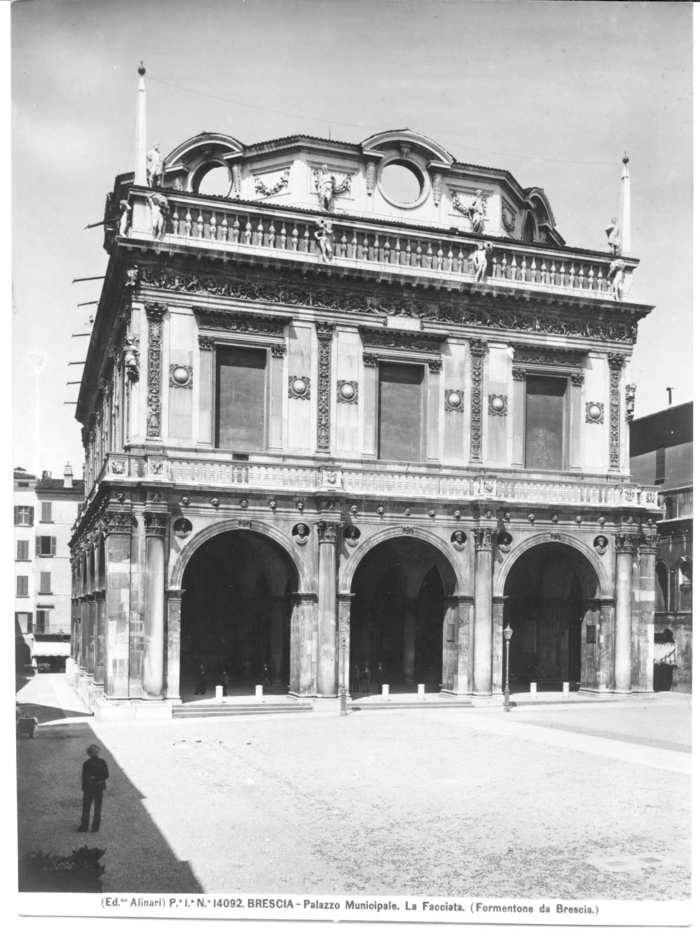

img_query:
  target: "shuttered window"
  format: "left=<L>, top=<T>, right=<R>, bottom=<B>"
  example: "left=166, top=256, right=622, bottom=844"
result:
left=36, top=536, right=57, bottom=557
left=17, top=540, right=29, bottom=560
left=525, top=376, right=567, bottom=470
left=36, top=610, right=49, bottom=633
left=378, top=363, right=424, bottom=462
left=14, top=506, right=34, bottom=526
left=17, top=576, right=29, bottom=597
left=215, top=346, right=267, bottom=450
left=39, top=572, right=52, bottom=593
left=41, top=501, right=53, bottom=522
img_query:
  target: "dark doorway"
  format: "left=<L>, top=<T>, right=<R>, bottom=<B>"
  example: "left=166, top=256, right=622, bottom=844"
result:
left=180, top=530, right=297, bottom=698
left=503, top=543, right=594, bottom=689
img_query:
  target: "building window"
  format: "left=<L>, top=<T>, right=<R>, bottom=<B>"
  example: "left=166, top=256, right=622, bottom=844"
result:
left=17, top=576, right=29, bottom=597
left=39, top=571, right=52, bottom=594
left=655, top=562, right=669, bottom=612
left=378, top=362, right=424, bottom=462
left=17, top=540, right=29, bottom=561
left=41, top=501, right=53, bottom=522
left=15, top=612, right=33, bottom=633
left=678, top=558, right=692, bottom=612
left=36, top=610, right=50, bottom=633
left=215, top=346, right=267, bottom=450
left=36, top=536, right=57, bottom=557
left=677, top=490, right=693, bottom=517
left=14, top=506, right=34, bottom=526
left=663, top=496, right=675, bottom=520
left=525, top=375, right=567, bottom=470
left=655, top=447, right=666, bottom=484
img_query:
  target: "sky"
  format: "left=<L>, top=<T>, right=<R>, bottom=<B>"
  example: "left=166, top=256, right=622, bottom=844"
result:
left=10, top=0, right=694, bottom=478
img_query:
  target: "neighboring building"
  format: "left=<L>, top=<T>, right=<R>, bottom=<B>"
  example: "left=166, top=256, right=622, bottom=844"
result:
left=67, top=69, right=662, bottom=719
left=14, top=464, right=84, bottom=669
left=630, top=402, right=692, bottom=692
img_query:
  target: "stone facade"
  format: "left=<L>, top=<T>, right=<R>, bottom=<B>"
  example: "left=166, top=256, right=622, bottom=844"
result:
left=68, top=116, right=661, bottom=718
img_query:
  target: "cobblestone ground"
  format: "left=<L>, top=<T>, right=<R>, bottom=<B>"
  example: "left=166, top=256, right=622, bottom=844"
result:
left=16, top=677, right=691, bottom=901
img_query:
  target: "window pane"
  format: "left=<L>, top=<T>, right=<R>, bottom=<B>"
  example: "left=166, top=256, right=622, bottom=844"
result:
left=39, top=537, right=53, bottom=556
left=41, top=502, right=52, bottom=522
left=40, top=572, right=51, bottom=593
left=17, top=576, right=28, bottom=596
left=36, top=611, right=47, bottom=633
left=655, top=563, right=668, bottom=612
left=378, top=363, right=423, bottom=462
left=17, top=540, right=29, bottom=560
left=216, top=347, right=267, bottom=450
left=525, top=376, right=566, bottom=470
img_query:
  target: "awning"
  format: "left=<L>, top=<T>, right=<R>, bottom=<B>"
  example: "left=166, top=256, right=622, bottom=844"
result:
left=653, top=643, right=677, bottom=665
left=32, top=643, right=70, bottom=658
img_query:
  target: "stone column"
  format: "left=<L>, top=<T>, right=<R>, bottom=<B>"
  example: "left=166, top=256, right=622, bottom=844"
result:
left=86, top=594, right=97, bottom=677
left=143, top=510, right=167, bottom=698
left=103, top=509, right=133, bottom=698
left=269, top=595, right=286, bottom=684
left=614, top=534, right=635, bottom=693
left=238, top=597, right=255, bottom=678
left=94, top=591, right=106, bottom=688
left=453, top=595, right=474, bottom=695
left=197, top=336, right=215, bottom=446
left=316, top=521, right=338, bottom=696
left=473, top=527, right=495, bottom=695
left=596, top=598, right=615, bottom=693
left=165, top=589, right=184, bottom=700
left=491, top=595, right=505, bottom=694
left=338, top=592, right=353, bottom=695
left=79, top=595, right=89, bottom=672
left=441, top=596, right=459, bottom=691
left=634, top=534, right=657, bottom=693
left=290, top=592, right=317, bottom=696
left=403, top=598, right=417, bottom=683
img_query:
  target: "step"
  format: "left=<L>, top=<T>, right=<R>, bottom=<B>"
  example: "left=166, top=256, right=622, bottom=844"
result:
left=173, top=703, right=313, bottom=719
left=349, top=700, right=475, bottom=711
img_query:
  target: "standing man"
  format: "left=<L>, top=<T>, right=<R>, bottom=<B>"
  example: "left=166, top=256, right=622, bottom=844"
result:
left=77, top=744, right=109, bottom=833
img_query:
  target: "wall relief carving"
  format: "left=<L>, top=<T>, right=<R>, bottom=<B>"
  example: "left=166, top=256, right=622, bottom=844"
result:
left=512, top=344, right=585, bottom=368
left=145, top=303, right=167, bottom=438
left=608, top=353, right=627, bottom=470
left=470, top=339, right=488, bottom=461
left=316, top=322, right=334, bottom=451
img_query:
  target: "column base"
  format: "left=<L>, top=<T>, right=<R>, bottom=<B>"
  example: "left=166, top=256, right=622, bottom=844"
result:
left=93, top=696, right=174, bottom=721
left=577, top=687, right=616, bottom=697
left=470, top=694, right=503, bottom=707
left=311, top=696, right=342, bottom=715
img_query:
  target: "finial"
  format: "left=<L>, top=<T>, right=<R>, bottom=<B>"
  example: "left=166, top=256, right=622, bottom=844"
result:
left=138, top=61, right=146, bottom=77
left=622, top=151, right=629, bottom=165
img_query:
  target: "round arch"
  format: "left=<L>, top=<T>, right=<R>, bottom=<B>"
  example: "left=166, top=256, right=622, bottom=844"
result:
left=339, top=525, right=469, bottom=595
left=170, top=518, right=311, bottom=592
left=493, top=531, right=612, bottom=600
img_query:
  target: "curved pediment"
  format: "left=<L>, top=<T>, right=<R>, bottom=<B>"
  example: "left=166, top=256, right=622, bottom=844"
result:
left=163, top=133, right=245, bottom=195
left=361, top=129, right=454, bottom=166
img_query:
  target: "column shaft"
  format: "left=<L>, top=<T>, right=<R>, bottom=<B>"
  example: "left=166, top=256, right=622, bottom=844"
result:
left=316, top=522, right=338, bottom=696
left=166, top=591, right=183, bottom=699
left=270, top=596, right=286, bottom=684
left=614, top=538, right=634, bottom=693
left=143, top=514, right=166, bottom=698
left=403, top=598, right=417, bottom=683
left=94, top=592, right=106, bottom=688
left=473, top=530, right=494, bottom=695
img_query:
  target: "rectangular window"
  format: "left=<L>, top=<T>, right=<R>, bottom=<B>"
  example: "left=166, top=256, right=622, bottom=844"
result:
left=36, top=610, right=49, bottom=633
left=17, top=540, right=29, bottom=561
left=15, top=612, right=33, bottom=633
left=41, top=501, right=53, bottom=522
left=36, top=536, right=57, bottom=557
left=39, top=571, right=52, bottom=593
left=525, top=375, right=567, bottom=470
left=14, top=506, right=34, bottom=526
left=215, top=346, right=267, bottom=450
left=655, top=447, right=666, bottom=484
left=378, top=362, right=424, bottom=462
left=16, top=576, right=29, bottom=597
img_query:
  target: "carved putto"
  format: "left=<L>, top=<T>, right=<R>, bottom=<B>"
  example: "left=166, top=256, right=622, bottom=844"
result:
left=147, top=193, right=169, bottom=238
left=314, top=165, right=352, bottom=212
left=453, top=190, right=489, bottom=233
left=607, top=258, right=626, bottom=301
left=119, top=200, right=131, bottom=237
left=314, top=217, right=334, bottom=263
left=605, top=216, right=621, bottom=256
left=123, top=335, right=140, bottom=381
left=146, top=143, right=163, bottom=187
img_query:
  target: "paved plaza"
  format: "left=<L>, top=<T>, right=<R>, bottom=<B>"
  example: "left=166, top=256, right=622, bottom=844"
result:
left=16, top=675, right=691, bottom=900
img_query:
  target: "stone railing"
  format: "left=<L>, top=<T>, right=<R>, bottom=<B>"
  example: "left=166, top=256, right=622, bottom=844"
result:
left=99, top=452, right=660, bottom=510
left=125, top=189, right=635, bottom=301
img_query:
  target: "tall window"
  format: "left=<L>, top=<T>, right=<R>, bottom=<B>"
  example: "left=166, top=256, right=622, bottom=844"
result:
left=378, top=362, right=424, bottom=462
left=525, top=375, right=567, bottom=470
left=14, top=506, right=34, bottom=526
left=15, top=612, right=33, bottom=633
left=655, top=562, right=669, bottom=612
left=17, top=540, right=29, bottom=561
left=36, top=536, right=56, bottom=557
left=39, top=572, right=52, bottom=594
left=678, top=558, right=692, bottom=612
left=17, top=576, right=29, bottom=597
left=215, top=346, right=267, bottom=450
left=41, top=501, right=53, bottom=522
left=36, top=610, right=50, bottom=633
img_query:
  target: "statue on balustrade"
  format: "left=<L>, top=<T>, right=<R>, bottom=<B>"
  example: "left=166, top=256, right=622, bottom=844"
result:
left=118, top=200, right=131, bottom=237
left=147, top=143, right=163, bottom=188
left=605, top=216, right=621, bottom=256
left=607, top=258, right=626, bottom=301
left=315, top=217, right=335, bottom=263
left=471, top=242, right=492, bottom=282
left=147, top=193, right=169, bottom=239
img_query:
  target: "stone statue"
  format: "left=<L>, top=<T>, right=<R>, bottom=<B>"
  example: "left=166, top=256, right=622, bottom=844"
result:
left=605, top=216, right=621, bottom=256
left=118, top=200, right=131, bottom=237
left=316, top=165, right=335, bottom=212
left=314, top=217, right=334, bottom=263
left=147, top=193, right=169, bottom=239
left=123, top=335, right=140, bottom=380
left=607, top=258, right=626, bottom=301
left=467, top=190, right=488, bottom=234
left=470, top=242, right=492, bottom=282
left=147, top=143, right=163, bottom=188
left=625, top=383, right=637, bottom=422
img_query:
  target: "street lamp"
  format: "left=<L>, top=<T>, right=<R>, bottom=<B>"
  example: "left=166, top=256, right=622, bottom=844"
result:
left=340, top=636, right=347, bottom=716
left=503, top=623, right=513, bottom=713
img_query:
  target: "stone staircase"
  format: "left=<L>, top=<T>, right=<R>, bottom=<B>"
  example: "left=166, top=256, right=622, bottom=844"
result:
left=173, top=701, right=314, bottom=719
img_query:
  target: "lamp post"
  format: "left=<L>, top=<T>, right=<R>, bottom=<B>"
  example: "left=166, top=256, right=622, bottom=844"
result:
left=340, top=636, right=347, bottom=716
left=503, top=623, right=513, bottom=712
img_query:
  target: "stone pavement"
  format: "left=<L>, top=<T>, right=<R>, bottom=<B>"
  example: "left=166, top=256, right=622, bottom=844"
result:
left=15, top=674, right=691, bottom=900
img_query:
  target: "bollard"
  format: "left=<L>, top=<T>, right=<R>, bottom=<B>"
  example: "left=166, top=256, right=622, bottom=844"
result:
left=382, top=684, right=390, bottom=701
left=215, top=685, right=223, bottom=701
left=417, top=683, right=425, bottom=700
left=562, top=681, right=570, bottom=697
left=255, top=684, right=263, bottom=699
left=530, top=682, right=537, bottom=697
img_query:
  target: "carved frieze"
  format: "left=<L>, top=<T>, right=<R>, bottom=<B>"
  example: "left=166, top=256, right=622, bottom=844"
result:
left=145, top=303, right=167, bottom=439
left=316, top=322, right=334, bottom=451
left=512, top=344, right=585, bottom=369
left=194, top=308, right=287, bottom=338
left=360, top=327, right=444, bottom=354
left=470, top=340, right=488, bottom=462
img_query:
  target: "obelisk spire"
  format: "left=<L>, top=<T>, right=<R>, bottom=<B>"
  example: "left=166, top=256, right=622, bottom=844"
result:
left=135, top=62, right=147, bottom=186
left=619, top=152, right=631, bottom=256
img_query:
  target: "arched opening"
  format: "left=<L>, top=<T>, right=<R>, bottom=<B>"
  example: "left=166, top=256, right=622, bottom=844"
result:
left=521, top=212, right=537, bottom=243
left=677, top=557, right=692, bottom=612
left=348, top=536, right=457, bottom=693
left=503, top=542, right=601, bottom=690
left=192, top=163, right=232, bottom=198
left=180, top=529, right=297, bottom=699
left=380, top=160, right=424, bottom=204
left=655, top=561, right=669, bottom=612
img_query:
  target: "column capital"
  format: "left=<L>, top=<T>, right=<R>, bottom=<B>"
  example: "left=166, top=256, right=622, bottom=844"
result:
left=614, top=533, right=636, bottom=555
left=198, top=335, right=216, bottom=351
left=103, top=509, right=134, bottom=536
left=166, top=588, right=185, bottom=599
left=315, top=321, right=335, bottom=340
left=473, top=527, right=496, bottom=550
left=95, top=589, right=106, bottom=603
left=145, top=301, right=168, bottom=320
left=144, top=510, right=168, bottom=537
left=637, top=534, right=658, bottom=555
left=492, top=595, right=508, bottom=606
left=316, top=520, right=339, bottom=544
left=294, top=591, right=318, bottom=604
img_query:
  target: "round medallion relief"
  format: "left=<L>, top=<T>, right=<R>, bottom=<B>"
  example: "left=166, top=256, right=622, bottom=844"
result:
left=338, top=381, right=357, bottom=402
left=291, top=378, right=308, bottom=396
left=490, top=395, right=506, bottom=414
left=587, top=403, right=603, bottom=422
left=446, top=390, right=463, bottom=410
left=171, top=365, right=191, bottom=386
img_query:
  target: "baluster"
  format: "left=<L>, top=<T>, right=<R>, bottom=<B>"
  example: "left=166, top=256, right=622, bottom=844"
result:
left=405, top=238, right=412, bottom=266
left=351, top=230, right=358, bottom=259
left=340, top=231, right=348, bottom=257
left=362, top=233, right=369, bottom=260
left=520, top=256, right=527, bottom=281
left=568, top=263, right=576, bottom=288
left=209, top=213, right=217, bottom=239
left=530, top=256, right=537, bottom=282
left=437, top=242, right=444, bottom=271
left=446, top=243, right=453, bottom=272
left=597, top=266, right=604, bottom=291
left=244, top=218, right=252, bottom=244
left=457, top=245, right=464, bottom=273
left=426, top=241, right=433, bottom=268
left=256, top=219, right=264, bottom=246
left=416, top=241, right=423, bottom=267
left=541, top=259, right=548, bottom=284
left=396, top=237, right=402, bottom=265
left=510, top=255, right=517, bottom=280
left=550, top=260, right=557, bottom=285
left=171, top=206, right=179, bottom=235
left=560, top=261, right=566, bottom=286
left=267, top=221, right=275, bottom=247
left=185, top=208, right=192, bottom=237
left=578, top=264, right=585, bottom=289
left=232, top=217, right=240, bottom=243
left=384, top=236, right=391, bottom=263
left=291, top=225, right=299, bottom=250
left=501, top=255, right=508, bottom=279
left=280, top=223, right=287, bottom=250
left=196, top=211, right=204, bottom=238
left=373, top=233, right=380, bottom=262
left=220, top=214, right=228, bottom=241
left=587, top=265, right=594, bottom=290
left=303, top=225, right=310, bottom=252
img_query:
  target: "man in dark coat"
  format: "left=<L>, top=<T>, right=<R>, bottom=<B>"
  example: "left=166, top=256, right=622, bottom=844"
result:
left=77, top=744, right=109, bottom=833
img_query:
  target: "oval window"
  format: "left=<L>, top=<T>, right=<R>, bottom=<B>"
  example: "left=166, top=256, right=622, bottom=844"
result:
left=380, top=161, right=422, bottom=204
left=196, top=165, right=232, bottom=197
